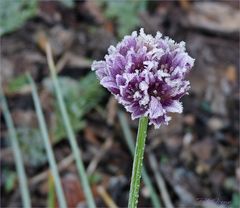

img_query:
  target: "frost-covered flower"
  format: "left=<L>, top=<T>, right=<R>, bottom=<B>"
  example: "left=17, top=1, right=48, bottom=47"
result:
left=92, top=29, right=194, bottom=128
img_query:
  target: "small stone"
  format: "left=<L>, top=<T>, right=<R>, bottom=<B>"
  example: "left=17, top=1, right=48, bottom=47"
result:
left=209, top=171, right=225, bottom=186
left=165, top=136, right=182, bottom=153
left=191, top=138, right=214, bottom=161
left=208, top=117, right=224, bottom=131
left=196, top=162, right=210, bottom=174
left=183, top=114, right=195, bottom=126
left=224, top=177, right=238, bottom=191
left=236, top=167, right=240, bottom=182
left=183, top=132, right=193, bottom=146
left=141, top=186, right=150, bottom=198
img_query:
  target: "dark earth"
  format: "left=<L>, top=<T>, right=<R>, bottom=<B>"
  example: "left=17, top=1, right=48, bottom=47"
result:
left=1, top=1, right=239, bottom=207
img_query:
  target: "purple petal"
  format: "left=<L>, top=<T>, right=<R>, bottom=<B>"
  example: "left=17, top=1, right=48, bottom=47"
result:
left=92, top=61, right=107, bottom=79
left=92, top=28, right=194, bottom=128
left=100, top=76, right=119, bottom=94
left=148, top=96, right=164, bottom=119
left=165, top=100, right=183, bottom=113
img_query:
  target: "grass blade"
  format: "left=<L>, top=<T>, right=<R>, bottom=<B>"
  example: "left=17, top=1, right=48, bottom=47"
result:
left=118, top=111, right=162, bottom=208
left=27, top=74, right=67, bottom=208
left=0, top=88, right=31, bottom=208
left=48, top=174, right=55, bottom=208
left=148, top=153, right=174, bottom=208
left=46, top=43, right=96, bottom=208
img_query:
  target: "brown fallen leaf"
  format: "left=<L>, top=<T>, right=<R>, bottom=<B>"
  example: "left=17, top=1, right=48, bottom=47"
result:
left=191, top=138, right=215, bottom=161
left=55, top=174, right=98, bottom=208
left=185, top=2, right=240, bottom=35
left=60, top=174, right=85, bottom=208
left=179, top=0, right=191, bottom=10
left=104, top=21, right=115, bottom=34
left=35, top=31, right=48, bottom=53
left=225, top=65, right=236, bottom=83
left=84, top=126, right=101, bottom=146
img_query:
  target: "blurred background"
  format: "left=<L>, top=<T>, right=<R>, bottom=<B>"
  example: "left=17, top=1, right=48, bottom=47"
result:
left=0, top=0, right=239, bottom=207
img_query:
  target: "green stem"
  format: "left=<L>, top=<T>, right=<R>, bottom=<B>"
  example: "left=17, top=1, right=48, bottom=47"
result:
left=0, top=88, right=31, bottom=208
left=128, top=116, right=148, bottom=208
left=27, top=74, right=67, bottom=208
left=48, top=174, right=55, bottom=208
left=46, top=43, right=96, bottom=208
left=118, top=112, right=161, bottom=208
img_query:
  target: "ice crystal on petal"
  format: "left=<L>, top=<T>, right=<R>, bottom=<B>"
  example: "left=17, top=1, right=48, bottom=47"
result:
left=92, top=28, right=194, bottom=128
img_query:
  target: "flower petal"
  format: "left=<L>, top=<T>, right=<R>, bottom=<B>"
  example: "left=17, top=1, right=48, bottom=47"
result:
left=148, top=96, right=164, bottom=119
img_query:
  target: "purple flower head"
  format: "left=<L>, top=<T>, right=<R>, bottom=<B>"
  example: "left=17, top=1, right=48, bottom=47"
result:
left=92, top=29, right=194, bottom=128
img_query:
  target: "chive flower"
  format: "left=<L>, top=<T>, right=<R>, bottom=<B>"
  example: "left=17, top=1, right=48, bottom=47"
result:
left=92, top=29, right=194, bottom=128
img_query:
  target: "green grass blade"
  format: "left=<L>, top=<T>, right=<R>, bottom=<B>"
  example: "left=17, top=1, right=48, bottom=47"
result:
left=0, top=88, right=31, bottom=208
left=46, top=43, right=96, bottom=208
left=118, top=111, right=162, bottom=208
left=27, top=74, right=67, bottom=208
left=48, top=174, right=56, bottom=208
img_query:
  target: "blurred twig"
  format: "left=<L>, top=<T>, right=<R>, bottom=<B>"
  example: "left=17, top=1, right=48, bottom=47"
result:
left=87, top=96, right=116, bottom=175
left=87, top=138, right=113, bottom=175
left=148, top=153, right=174, bottom=208
left=97, top=185, right=118, bottom=208
left=29, top=154, right=74, bottom=186
left=46, top=43, right=96, bottom=208
left=27, top=74, right=67, bottom=208
left=0, top=88, right=31, bottom=208
left=118, top=111, right=162, bottom=208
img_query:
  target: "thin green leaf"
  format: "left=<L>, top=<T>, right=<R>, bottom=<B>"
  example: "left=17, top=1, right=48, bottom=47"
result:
left=0, top=88, right=31, bottom=207
left=48, top=174, right=56, bottom=208
left=43, top=73, right=105, bottom=142
left=27, top=74, right=67, bottom=208
left=46, top=43, right=96, bottom=208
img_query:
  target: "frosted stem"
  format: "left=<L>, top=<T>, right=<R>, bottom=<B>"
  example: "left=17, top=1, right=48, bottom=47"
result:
left=128, top=116, right=148, bottom=208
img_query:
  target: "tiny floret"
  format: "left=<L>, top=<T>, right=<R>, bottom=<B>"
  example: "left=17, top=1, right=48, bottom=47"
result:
left=92, top=29, right=194, bottom=128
